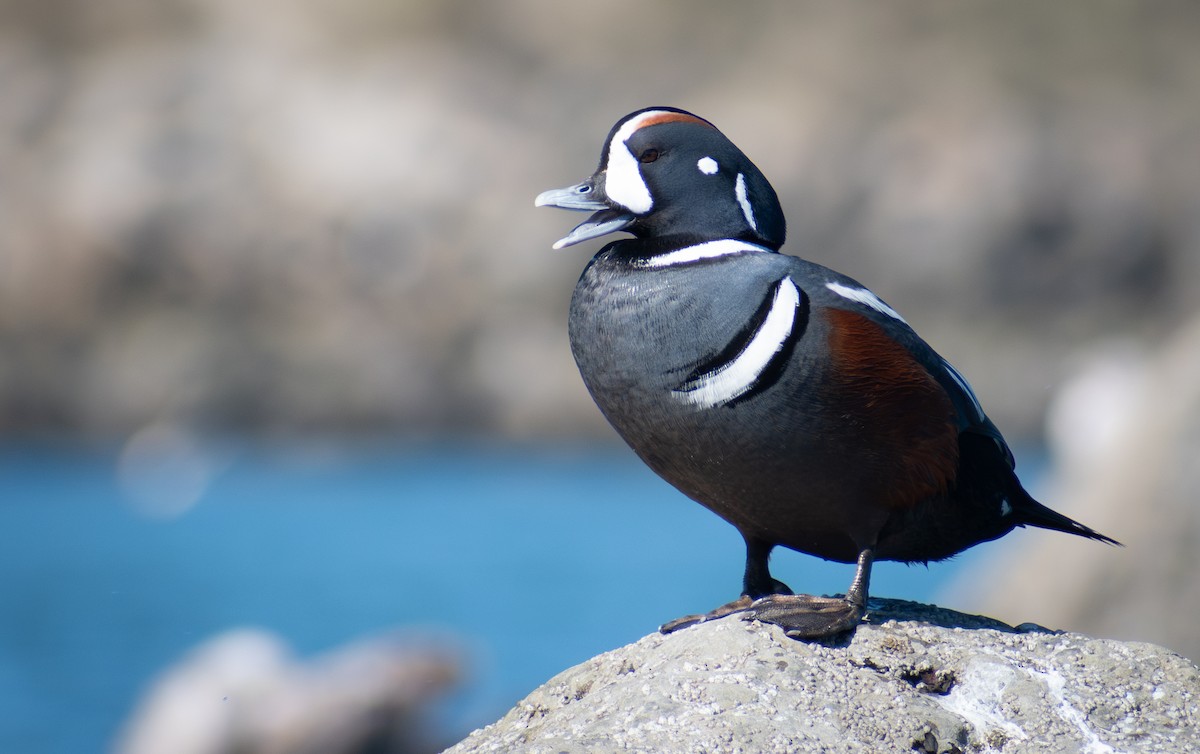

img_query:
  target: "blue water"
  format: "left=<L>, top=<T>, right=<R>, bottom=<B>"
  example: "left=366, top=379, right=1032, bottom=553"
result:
left=0, top=440, right=1019, bottom=753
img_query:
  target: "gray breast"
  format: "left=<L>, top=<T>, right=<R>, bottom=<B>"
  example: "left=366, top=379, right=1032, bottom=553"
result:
left=568, top=251, right=864, bottom=543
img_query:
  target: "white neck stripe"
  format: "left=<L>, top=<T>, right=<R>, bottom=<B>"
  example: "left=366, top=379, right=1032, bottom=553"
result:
left=674, top=276, right=801, bottom=409
left=735, top=173, right=758, bottom=232
left=638, top=239, right=768, bottom=268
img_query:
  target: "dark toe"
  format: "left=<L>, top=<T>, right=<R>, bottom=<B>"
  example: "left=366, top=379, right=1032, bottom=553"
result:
left=660, top=595, right=755, bottom=634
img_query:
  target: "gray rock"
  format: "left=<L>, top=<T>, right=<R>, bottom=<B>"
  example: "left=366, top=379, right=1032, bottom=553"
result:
left=446, top=599, right=1200, bottom=754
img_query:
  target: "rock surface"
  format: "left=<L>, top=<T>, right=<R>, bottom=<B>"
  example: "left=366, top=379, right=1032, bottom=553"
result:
left=447, top=599, right=1199, bottom=754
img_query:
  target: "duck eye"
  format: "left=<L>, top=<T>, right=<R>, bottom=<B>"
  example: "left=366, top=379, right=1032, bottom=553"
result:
left=638, top=148, right=660, bottom=164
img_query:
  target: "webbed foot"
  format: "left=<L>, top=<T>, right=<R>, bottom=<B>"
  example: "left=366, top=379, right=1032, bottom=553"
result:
left=661, top=546, right=875, bottom=640
left=658, top=592, right=865, bottom=638
left=741, top=593, right=865, bottom=639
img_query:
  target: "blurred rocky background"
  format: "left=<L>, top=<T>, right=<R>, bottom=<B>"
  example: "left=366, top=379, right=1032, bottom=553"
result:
left=115, top=629, right=460, bottom=754
left=3, top=1, right=1200, bottom=752
left=5, top=0, right=1199, bottom=443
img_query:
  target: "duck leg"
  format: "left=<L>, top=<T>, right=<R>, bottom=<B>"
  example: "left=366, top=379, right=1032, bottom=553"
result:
left=743, top=547, right=873, bottom=639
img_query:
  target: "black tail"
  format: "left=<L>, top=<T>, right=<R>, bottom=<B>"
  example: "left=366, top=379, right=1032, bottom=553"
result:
left=1013, top=493, right=1122, bottom=547
left=957, top=432, right=1122, bottom=548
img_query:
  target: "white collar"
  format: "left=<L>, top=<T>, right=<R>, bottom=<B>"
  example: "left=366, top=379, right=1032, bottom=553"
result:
left=636, top=239, right=769, bottom=268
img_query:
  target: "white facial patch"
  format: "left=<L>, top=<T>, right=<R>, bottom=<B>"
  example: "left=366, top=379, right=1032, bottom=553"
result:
left=825, top=281, right=907, bottom=325
left=638, top=239, right=767, bottom=268
left=674, top=277, right=801, bottom=409
left=697, top=156, right=719, bottom=175
left=604, top=112, right=662, bottom=215
left=734, top=173, right=758, bottom=232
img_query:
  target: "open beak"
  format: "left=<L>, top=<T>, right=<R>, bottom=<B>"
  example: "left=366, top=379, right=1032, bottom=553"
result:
left=535, top=176, right=636, bottom=249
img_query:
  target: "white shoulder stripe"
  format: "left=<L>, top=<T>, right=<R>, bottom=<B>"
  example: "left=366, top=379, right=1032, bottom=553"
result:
left=638, top=239, right=768, bottom=268
left=941, top=358, right=986, bottom=421
left=825, top=281, right=907, bottom=324
left=674, top=277, right=800, bottom=409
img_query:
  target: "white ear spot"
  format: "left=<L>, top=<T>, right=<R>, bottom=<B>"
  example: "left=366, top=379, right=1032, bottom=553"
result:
left=697, top=157, right=719, bottom=175
left=734, top=173, right=758, bottom=232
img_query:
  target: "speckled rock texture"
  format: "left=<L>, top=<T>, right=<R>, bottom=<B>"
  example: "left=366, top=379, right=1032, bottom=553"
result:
left=446, top=599, right=1199, bottom=754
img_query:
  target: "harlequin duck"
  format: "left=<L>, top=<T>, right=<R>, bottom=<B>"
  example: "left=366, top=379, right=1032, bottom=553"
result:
left=535, top=107, right=1119, bottom=639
